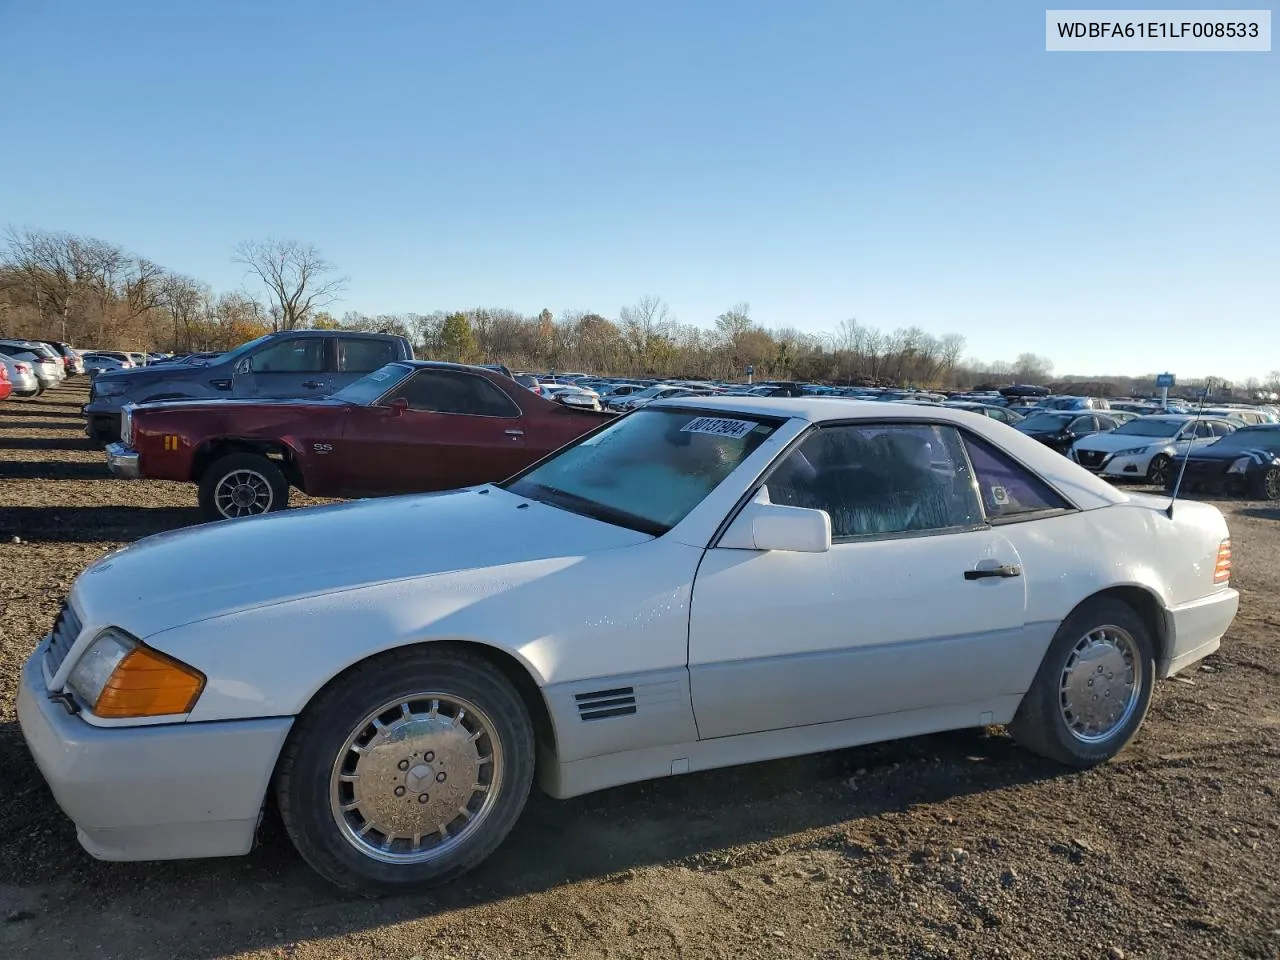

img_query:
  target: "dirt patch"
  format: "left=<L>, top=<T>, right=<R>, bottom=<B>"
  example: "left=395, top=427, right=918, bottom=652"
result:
left=1, top=383, right=1277, bottom=960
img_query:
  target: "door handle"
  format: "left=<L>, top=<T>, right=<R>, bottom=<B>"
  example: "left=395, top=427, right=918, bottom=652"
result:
left=964, top=564, right=1022, bottom=580
left=302, top=380, right=325, bottom=389
left=505, top=429, right=525, bottom=437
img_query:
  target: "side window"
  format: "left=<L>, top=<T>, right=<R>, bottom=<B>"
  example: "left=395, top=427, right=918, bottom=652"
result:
left=1071, top=416, right=1096, bottom=434
left=1210, top=421, right=1236, bottom=437
left=1194, top=421, right=1216, bottom=438
left=766, top=423, right=984, bottom=539
left=251, top=338, right=325, bottom=373
left=338, top=337, right=400, bottom=372
left=963, top=435, right=1071, bottom=520
left=388, top=370, right=521, bottom=417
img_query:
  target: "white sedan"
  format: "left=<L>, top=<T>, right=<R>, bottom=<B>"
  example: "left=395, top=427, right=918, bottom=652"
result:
left=18, top=398, right=1239, bottom=893
left=1071, top=414, right=1239, bottom=484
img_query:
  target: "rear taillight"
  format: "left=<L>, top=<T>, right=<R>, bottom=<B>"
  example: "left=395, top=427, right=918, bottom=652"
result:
left=1213, top=539, right=1231, bottom=584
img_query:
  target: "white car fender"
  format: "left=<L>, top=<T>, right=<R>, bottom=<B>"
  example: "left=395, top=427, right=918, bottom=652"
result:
left=147, top=536, right=705, bottom=726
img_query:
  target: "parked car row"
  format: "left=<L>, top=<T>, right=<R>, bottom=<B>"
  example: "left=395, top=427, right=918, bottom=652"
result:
left=0, top=338, right=84, bottom=396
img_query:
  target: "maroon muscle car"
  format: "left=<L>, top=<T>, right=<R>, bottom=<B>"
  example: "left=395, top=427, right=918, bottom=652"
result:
left=105, top=361, right=615, bottom=520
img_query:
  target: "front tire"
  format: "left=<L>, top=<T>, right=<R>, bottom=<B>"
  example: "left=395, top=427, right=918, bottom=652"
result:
left=197, top=452, right=290, bottom=521
left=1146, top=453, right=1171, bottom=485
left=276, top=646, right=535, bottom=894
left=1252, top=465, right=1280, bottom=501
left=1009, top=597, right=1155, bottom=767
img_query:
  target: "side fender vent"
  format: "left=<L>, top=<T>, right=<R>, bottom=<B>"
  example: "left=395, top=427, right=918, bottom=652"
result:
left=575, top=686, right=637, bottom=721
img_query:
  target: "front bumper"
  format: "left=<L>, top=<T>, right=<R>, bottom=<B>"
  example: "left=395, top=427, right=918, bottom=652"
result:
left=17, top=642, right=293, bottom=862
left=105, top=442, right=142, bottom=479
left=83, top=403, right=124, bottom=443
left=1160, top=588, right=1240, bottom=678
left=1074, top=450, right=1153, bottom=478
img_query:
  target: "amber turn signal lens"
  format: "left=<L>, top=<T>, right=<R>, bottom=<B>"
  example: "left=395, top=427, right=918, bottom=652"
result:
left=1213, top=539, right=1231, bottom=584
left=93, top=646, right=206, bottom=718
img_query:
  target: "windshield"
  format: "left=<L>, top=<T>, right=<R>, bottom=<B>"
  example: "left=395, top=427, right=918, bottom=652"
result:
left=1016, top=412, right=1073, bottom=431
left=1112, top=418, right=1184, bottom=438
left=628, top=385, right=666, bottom=400
left=331, top=363, right=416, bottom=405
left=216, top=334, right=274, bottom=366
left=503, top=408, right=777, bottom=534
left=1203, top=428, right=1280, bottom=454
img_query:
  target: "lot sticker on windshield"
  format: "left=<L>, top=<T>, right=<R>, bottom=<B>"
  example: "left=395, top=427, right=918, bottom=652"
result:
left=681, top=417, right=756, bottom=440
left=991, top=485, right=1010, bottom=505
left=369, top=369, right=395, bottom=381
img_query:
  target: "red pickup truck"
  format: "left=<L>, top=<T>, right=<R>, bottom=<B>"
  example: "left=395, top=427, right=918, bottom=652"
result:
left=106, top=361, right=614, bottom=520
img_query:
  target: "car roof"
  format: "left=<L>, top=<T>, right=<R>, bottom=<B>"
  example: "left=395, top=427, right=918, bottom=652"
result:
left=394, top=360, right=505, bottom=374
left=649, top=395, right=1127, bottom=509
left=651, top=394, right=1072, bottom=425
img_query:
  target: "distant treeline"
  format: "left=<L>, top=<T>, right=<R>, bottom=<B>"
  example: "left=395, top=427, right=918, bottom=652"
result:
left=2, top=227, right=1274, bottom=396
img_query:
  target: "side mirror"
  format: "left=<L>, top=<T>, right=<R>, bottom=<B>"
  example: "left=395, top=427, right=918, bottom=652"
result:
left=719, top=489, right=831, bottom=553
left=383, top=397, right=409, bottom=416
left=234, top=357, right=253, bottom=375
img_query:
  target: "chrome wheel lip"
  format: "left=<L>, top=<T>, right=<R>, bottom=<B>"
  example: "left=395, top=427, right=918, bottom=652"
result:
left=1059, top=625, right=1142, bottom=744
left=328, top=692, right=504, bottom=865
left=214, top=469, right=273, bottom=518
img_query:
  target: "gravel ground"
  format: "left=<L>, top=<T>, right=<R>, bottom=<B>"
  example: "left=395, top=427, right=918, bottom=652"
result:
left=1, top=382, right=1277, bottom=960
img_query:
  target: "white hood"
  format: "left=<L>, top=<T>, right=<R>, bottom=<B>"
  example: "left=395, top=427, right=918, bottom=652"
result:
left=69, top=487, right=652, bottom=639
left=1074, top=432, right=1176, bottom=454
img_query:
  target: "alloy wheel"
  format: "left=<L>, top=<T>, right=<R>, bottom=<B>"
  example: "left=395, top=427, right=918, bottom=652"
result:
left=214, top=469, right=274, bottom=518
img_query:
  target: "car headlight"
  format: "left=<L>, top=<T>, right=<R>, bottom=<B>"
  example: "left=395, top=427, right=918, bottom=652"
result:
left=94, top=380, right=128, bottom=398
left=1227, top=456, right=1253, bottom=475
left=1112, top=447, right=1151, bottom=458
left=66, top=628, right=205, bottom=718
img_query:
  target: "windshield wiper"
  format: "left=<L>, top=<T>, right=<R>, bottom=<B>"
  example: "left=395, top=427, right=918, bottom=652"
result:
left=511, top=482, right=668, bottom=536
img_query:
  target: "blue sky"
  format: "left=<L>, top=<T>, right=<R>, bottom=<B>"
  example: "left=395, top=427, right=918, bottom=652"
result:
left=1, top=1, right=1275, bottom=380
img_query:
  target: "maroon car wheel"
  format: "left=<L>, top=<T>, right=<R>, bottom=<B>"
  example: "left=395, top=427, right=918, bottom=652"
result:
left=198, top=453, right=290, bottom=521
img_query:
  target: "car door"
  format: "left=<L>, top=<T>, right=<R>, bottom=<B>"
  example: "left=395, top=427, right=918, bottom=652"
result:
left=333, top=336, right=402, bottom=390
left=1069, top=414, right=1101, bottom=442
left=1192, top=420, right=1223, bottom=448
left=687, top=422, right=1029, bottom=740
left=338, top=368, right=529, bottom=494
left=234, top=336, right=331, bottom=398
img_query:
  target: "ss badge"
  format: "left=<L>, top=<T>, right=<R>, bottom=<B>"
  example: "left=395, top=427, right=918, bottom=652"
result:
left=313, top=443, right=334, bottom=454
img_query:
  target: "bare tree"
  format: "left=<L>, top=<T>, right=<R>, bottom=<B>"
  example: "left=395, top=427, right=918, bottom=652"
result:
left=1014, top=352, right=1054, bottom=382
left=619, top=295, right=671, bottom=369
left=5, top=227, right=80, bottom=340
left=714, top=302, right=753, bottom=342
left=233, top=239, right=347, bottom=331
left=159, top=275, right=210, bottom=351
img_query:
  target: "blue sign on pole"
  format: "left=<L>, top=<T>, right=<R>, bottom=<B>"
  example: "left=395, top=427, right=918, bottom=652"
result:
left=1155, top=373, right=1175, bottom=388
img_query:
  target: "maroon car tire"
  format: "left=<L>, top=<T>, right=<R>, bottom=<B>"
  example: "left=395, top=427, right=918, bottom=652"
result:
left=198, top=452, right=291, bottom=521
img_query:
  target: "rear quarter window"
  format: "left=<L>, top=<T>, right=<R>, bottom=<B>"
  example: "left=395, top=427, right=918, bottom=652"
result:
left=962, top=435, right=1072, bottom=520
left=339, top=337, right=401, bottom=372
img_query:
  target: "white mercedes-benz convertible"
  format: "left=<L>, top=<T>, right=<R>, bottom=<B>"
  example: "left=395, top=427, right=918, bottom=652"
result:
left=19, top=397, right=1238, bottom=892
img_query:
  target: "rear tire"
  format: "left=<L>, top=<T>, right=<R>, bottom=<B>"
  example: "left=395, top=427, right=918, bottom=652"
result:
left=276, top=646, right=535, bottom=894
left=1009, top=597, right=1155, bottom=767
left=197, top=452, right=290, bottom=521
